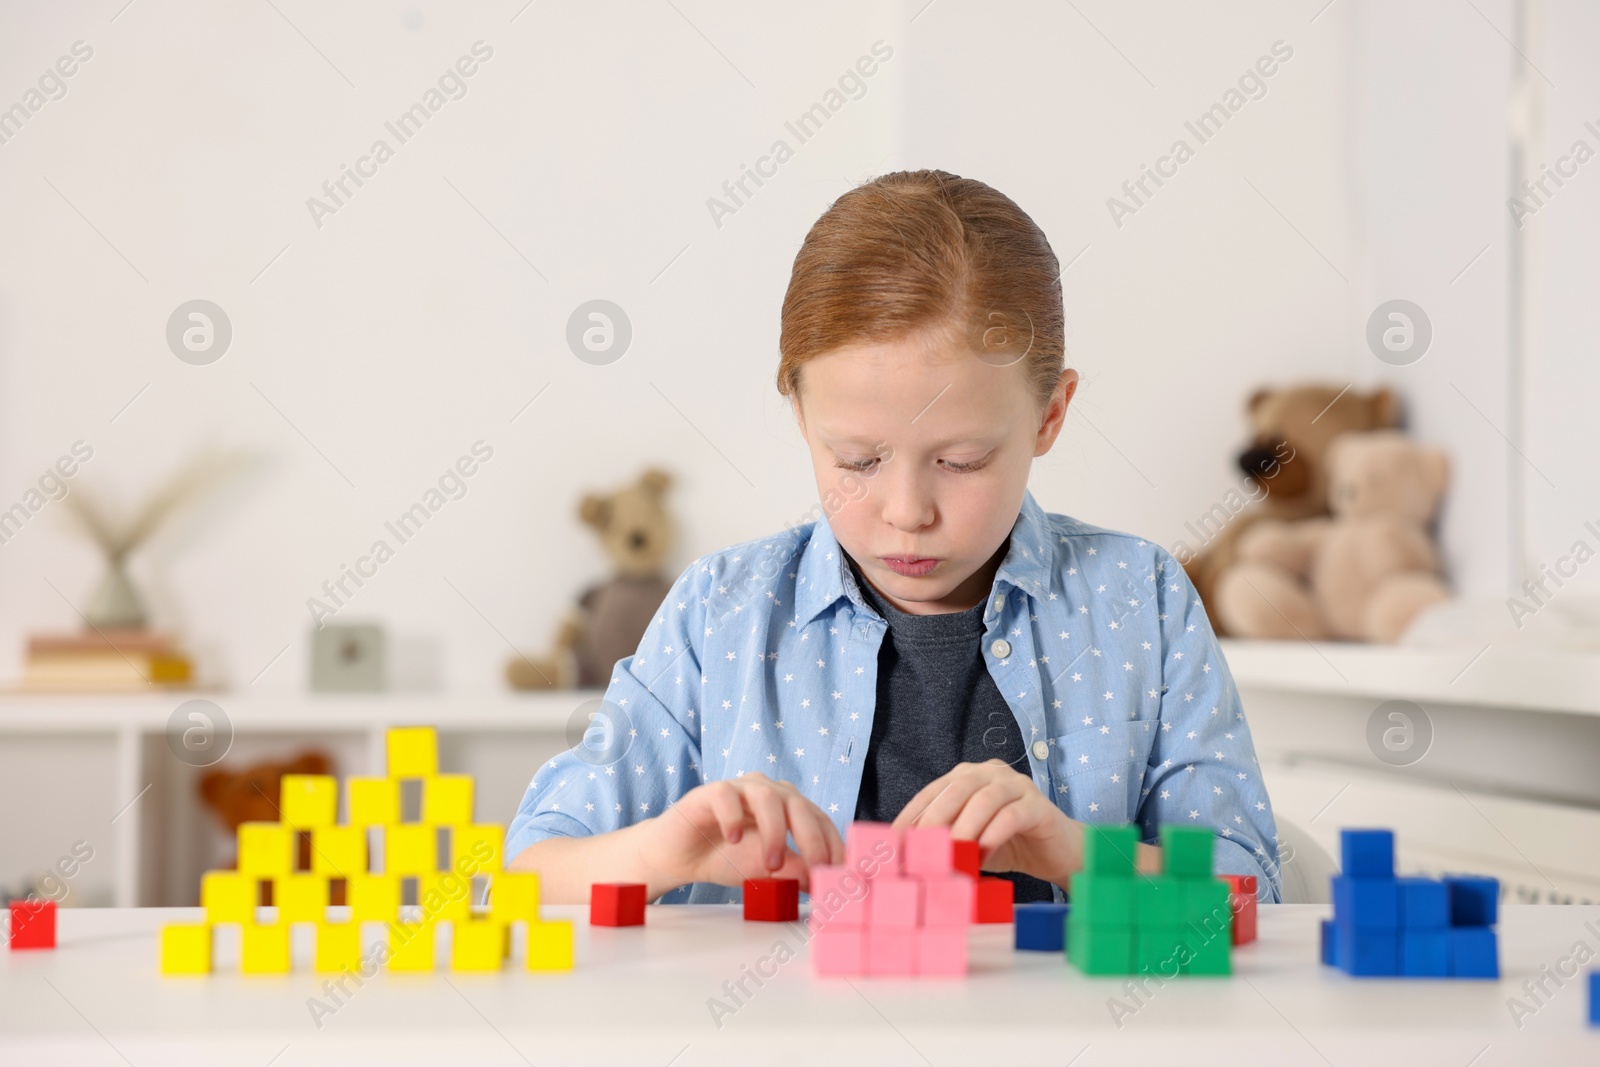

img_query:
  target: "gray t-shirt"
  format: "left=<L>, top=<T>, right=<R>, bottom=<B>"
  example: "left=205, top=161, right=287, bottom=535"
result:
left=849, top=555, right=1056, bottom=903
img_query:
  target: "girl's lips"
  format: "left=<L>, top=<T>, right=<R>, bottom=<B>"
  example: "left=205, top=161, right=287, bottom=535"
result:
left=882, top=556, right=938, bottom=577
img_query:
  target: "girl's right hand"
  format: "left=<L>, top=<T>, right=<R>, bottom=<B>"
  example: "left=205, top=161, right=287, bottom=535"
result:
left=636, top=773, right=845, bottom=895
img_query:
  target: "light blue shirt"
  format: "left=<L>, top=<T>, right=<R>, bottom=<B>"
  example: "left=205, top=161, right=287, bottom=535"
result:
left=507, top=488, right=1282, bottom=903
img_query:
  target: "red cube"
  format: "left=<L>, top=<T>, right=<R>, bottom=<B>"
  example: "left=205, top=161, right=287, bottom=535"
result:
left=590, top=882, right=647, bottom=926
left=743, top=878, right=799, bottom=922
left=1223, top=875, right=1259, bottom=945
left=973, top=877, right=1014, bottom=924
left=9, top=899, right=56, bottom=950
left=951, top=839, right=981, bottom=880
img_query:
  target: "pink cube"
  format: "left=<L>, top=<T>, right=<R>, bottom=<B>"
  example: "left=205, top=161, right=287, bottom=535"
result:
left=807, top=865, right=871, bottom=931
left=867, top=876, right=922, bottom=927
left=866, top=926, right=915, bottom=976
left=811, top=926, right=866, bottom=976
left=846, top=822, right=900, bottom=880
left=919, top=873, right=975, bottom=927
left=903, top=826, right=953, bottom=875
left=915, top=926, right=967, bottom=977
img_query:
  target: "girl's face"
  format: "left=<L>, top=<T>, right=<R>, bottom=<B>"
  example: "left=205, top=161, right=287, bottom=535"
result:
left=793, top=327, right=1077, bottom=615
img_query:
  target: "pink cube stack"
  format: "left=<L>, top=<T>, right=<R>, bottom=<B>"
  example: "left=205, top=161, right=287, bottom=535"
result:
left=808, top=822, right=975, bottom=977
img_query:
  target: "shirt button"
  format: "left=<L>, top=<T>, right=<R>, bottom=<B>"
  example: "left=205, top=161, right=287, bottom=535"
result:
left=1031, top=740, right=1050, bottom=761
left=991, top=638, right=1012, bottom=659
left=992, top=594, right=1006, bottom=612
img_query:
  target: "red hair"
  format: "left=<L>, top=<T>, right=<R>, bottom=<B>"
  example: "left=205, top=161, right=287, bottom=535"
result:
left=778, top=169, right=1066, bottom=406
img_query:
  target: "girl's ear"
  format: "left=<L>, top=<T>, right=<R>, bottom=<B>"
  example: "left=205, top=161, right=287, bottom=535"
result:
left=1035, top=369, right=1078, bottom=455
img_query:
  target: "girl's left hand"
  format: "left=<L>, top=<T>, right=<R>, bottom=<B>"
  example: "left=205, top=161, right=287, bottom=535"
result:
left=890, top=759, right=1083, bottom=889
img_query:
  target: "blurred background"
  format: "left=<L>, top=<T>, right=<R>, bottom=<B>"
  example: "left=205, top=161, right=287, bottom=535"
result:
left=1, top=0, right=1597, bottom=908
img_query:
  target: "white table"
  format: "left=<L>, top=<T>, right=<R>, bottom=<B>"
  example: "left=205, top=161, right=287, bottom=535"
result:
left=2, top=905, right=1597, bottom=1065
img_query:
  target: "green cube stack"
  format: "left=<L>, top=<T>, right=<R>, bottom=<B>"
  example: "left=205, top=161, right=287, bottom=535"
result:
left=1066, top=824, right=1234, bottom=976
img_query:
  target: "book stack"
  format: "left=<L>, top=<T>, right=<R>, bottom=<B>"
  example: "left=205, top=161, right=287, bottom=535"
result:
left=23, top=630, right=192, bottom=690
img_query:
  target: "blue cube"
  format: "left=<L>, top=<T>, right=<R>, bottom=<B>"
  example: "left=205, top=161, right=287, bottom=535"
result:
left=1445, top=876, right=1499, bottom=927
left=1450, top=927, right=1499, bottom=979
left=1333, top=876, right=1399, bottom=928
left=1588, top=971, right=1599, bottom=1025
left=1399, top=929, right=1450, bottom=977
left=1014, top=903, right=1069, bottom=952
left=1335, top=924, right=1399, bottom=976
left=1340, top=829, right=1395, bottom=879
left=1319, top=918, right=1335, bottom=966
left=1398, top=877, right=1449, bottom=928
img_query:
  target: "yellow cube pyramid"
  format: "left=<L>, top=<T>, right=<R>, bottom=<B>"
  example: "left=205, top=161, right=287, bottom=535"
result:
left=162, top=726, right=572, bottom=976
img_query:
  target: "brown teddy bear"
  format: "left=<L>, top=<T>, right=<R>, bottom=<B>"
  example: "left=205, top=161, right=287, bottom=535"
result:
left=1182, top=384, right=1401, bottom=635
left=508, top=468, right=677, bottom=689
left=1213, top=430, right=1451, bottom=643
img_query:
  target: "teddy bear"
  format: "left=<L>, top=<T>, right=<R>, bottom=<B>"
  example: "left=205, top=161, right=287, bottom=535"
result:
left=1182, top=383, right=1401, bottom=635
left=1212, top=430, right=1451, bottom=643
left=507, top=467, right=677, bottom=689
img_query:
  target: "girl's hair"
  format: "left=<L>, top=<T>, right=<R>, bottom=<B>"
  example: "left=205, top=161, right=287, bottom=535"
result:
left=777, top=169, right=1065, bottom=407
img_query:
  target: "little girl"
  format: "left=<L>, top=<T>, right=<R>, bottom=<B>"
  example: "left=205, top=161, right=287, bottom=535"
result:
left=507, top=170, right=1280, bottom=905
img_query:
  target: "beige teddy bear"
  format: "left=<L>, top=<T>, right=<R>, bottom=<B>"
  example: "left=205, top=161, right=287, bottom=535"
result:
left=1213, top=430, right=1451, bottom=643
left=507, top=468, right=677, bottom=689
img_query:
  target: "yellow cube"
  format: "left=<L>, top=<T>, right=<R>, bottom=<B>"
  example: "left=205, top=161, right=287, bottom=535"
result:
left=241, top=922, right=291, bottom=974
left=311, top=825, right=367, bottom=878
left=237, top=823, right=293, bottom=877
left=160, top=924, right=211, bottom=975
left=348, top=874, right=400, bottom=922
left=281, top=774, right=338, bottom=828
left=388, top=921, right=435, bottom=971
left=277, top=874, right=327, bottom=923
left=386, top=824, right=436, bottom=875
left=348, top=778, right=400, bottom=827
left=315, top=921, right=361, bottom=973
left=490, top=872, right=540, bottom=923
left=420, top=873, right=471, bottom=922
left=202, top=870, right=257, bottom=924
left=423, top=775, right=474, bottom=826
left=386, top=727, right=437, bottom=779
left=526, top=919, right=574, bottom=972
left=451, top=919, right=506, bottom=972
left=451, top=824, right=503, bottom=876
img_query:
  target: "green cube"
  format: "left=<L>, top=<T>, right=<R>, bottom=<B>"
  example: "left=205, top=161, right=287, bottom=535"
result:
left=1069, top=873, right=1134, bottom=927
left=1160, top=825, right=1215, bottom=879
left=1182, top=921, right=1232, bottom=975
left=1133, top=875, right=1185, bottom=927
left=1082, top=824, right=1139, bottom=876
left=1133, top=924, right=1188, bottom=977
left=1067, top=915, right=1132, bottom=975
left=1184, top=878, right=1233, bottom=936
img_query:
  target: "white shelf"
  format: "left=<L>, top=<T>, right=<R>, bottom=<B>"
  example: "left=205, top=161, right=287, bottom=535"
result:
left=1219, top=638, right=1600, bottom=717
left=0, top=690, right=606, bottom=733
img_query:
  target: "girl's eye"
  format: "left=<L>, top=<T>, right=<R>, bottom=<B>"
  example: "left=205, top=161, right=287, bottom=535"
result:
left=942, top=457, right=989, bottom=474
left=835, top=458, right=878, bottom=473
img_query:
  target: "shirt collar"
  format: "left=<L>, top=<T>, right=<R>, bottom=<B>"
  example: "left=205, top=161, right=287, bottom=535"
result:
left=792, top=488, right=1056, bottom=629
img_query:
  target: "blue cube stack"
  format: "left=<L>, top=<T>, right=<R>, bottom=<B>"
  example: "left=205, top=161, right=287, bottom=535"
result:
left=1014, top=902, right=1070, bottom=952
left=1320, top=828, right=1499, bottom=979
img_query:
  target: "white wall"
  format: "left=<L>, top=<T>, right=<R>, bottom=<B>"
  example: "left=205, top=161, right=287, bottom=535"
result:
left=1521, top=0, right=1600, bottom=602
left=0, top=0, right=1566, bottom=699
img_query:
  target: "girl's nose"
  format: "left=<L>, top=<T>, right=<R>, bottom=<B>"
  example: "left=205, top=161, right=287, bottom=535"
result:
left=879, top=469, right=935, bottom=532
